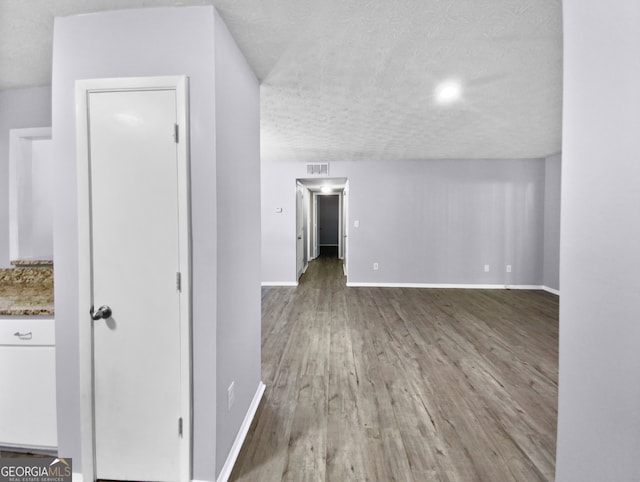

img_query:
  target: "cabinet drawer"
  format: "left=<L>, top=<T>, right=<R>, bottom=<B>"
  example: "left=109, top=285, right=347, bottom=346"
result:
left=0, top=318, right=55, bottom=346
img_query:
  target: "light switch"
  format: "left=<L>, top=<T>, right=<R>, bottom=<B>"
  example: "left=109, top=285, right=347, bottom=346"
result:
left=354, top=220, right=360, bottom=228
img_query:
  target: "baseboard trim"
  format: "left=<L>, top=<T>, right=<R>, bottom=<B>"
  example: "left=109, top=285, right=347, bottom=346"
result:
left=346, top=282, right=548, bottom=291
left=216, top=381, right=266, bottom=482
left=505, top=285, right=545, bottom=290
left=542, top=286, right=560, bottom=296
left=0, top=444, right=57, bottom=455
left=261, top=281, right=297, bottom=287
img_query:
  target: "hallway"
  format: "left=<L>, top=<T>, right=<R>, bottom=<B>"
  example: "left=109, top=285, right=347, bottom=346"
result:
left=231, top=256, right=558, bottom=481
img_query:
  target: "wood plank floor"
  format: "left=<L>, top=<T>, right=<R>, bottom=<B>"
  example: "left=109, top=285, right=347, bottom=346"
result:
left=231, top=255, right=558, bottom=481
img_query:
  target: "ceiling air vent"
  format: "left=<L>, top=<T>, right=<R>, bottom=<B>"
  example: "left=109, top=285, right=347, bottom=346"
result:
left=306, top=163, right=329, bottom=176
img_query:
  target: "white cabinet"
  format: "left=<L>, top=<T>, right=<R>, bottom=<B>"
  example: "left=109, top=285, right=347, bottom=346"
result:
left=0, top=318, right=57, bottom=451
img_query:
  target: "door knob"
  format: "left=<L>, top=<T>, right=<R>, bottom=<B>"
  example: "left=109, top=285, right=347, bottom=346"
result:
left=90, top=305, right=112, bottom=320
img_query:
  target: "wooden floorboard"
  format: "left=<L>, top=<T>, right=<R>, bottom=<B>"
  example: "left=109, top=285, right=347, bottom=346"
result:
left=231, top=256, right=558, bottom=481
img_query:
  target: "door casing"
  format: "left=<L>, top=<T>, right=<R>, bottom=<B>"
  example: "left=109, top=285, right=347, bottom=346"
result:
left=314, top=193, right=342, bottom=257
left=296, top=183, right=305, bottom=280
left=76, top=76, right=192, bottom=482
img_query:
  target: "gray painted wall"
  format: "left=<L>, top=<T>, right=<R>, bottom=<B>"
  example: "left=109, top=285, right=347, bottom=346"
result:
left=262, top=158, right=546, bottom=286
left=556, top=2, right=640, bottom=481
left=543, top=153, right=561, bottom=292
left=213, top=11, right=262, bottom=477
left=52, top=7, right=260, bottom=480
left=0, top=87, right=52, bottom=268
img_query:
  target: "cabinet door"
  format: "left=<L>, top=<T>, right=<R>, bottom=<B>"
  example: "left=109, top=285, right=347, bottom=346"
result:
left=0, top=345, right=58, bottom=449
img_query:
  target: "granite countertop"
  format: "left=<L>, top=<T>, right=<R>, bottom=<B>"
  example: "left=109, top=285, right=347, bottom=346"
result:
left=10, top=259, right=54, bottom=267
left=0, top=267, right=54, bottom=316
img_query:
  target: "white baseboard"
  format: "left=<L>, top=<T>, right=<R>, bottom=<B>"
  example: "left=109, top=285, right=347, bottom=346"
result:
left=542, top=286, right=560, bottom=295
left=505, top=285, right=545, bottom=290
left=216, top=381, right=266, bottom=482
left=346, top=282, right=549, bottom=291
left=75, top=470, right=214, bottom=481
left=0, top=444, right=57, bottom=455
left=347, top=282, right=504, bottom=289
left=261, top=281, right=297, bottom=287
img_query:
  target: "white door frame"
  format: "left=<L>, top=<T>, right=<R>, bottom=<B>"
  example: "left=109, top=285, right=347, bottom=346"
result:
left=342, top=182, right=349, bottom=277
left=76, top=76, right=192, bottom=482
left=315, top=192, right=341, bottom=254
left=312, top=192, right=319, bottom=259
left=295, top=182, right=305, bottom=280
left=338, top=192, right=344, bottom=260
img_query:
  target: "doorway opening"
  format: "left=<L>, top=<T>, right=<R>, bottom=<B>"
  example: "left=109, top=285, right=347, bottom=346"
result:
left=295, top=178, right=349, bottom=282
left=9, top=127, right=54, bottom=263
left=317, top=194, right=340, bottom=258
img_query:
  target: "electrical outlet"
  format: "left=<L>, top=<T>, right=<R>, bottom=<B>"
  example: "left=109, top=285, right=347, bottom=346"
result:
left=484, top=264, right=490, bottom=272
left=227, top=381, right=235, bottom=411
left=373, top=262, right=379, bottom=271
left=506, top=265, right=512, bottom=273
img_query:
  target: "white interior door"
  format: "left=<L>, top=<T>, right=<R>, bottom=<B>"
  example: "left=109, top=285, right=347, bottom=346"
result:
left=342, top=181, right=349, bottom=276
left=338, top=192, right=343, bottom=259
left=296, top=184, right=304, bottom=280
left=312, top=193, right=319, bottom=258
left=83, top=82, right=190, bottom=481
left=302, top=187, right=309, bottom=268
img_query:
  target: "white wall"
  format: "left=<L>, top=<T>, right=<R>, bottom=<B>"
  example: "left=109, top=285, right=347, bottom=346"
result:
left=52, top=7, right=260, bottom=480
left=543, top=153, right=561, bottom=292
left=262, top=158, right=546, bottom=286
left=213, top=12, right=262, bottom=476
left=556, top=2, right=640, bottom=481
left=0, top=87, right=52, bottom=267
left=28, top=139, right=54, bottom=259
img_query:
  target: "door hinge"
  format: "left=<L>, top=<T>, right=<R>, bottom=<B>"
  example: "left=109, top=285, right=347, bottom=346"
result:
left=179, top=417, right=183, bottom=438
left=173, top=123, right=179, bottom=143
left=176, top=272, right=182, bottom=292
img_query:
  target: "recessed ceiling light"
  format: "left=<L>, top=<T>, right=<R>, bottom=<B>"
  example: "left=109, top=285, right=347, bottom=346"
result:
left=435, top=80, right=462, bottom=104
left=321, top=186, right=332, bottom=194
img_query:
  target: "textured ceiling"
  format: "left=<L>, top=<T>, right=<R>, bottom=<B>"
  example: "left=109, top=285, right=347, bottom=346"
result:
left=0, top=0, right=563, bottom=162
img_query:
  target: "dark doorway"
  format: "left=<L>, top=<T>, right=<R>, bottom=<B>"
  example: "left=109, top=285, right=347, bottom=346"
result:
left=317, top=194, right=339, bottom=258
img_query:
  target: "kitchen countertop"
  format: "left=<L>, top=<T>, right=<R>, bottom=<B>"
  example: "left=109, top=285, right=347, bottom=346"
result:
left=0, top=267, right=54, bottom=316
left=10, top=259, right=54, bottom=267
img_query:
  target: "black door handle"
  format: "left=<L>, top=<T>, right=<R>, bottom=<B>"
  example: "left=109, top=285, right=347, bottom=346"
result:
left=90, top=305, right=112, bottom=320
